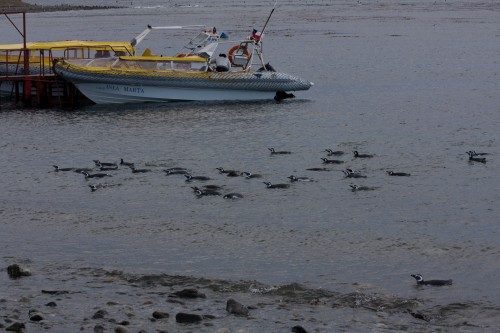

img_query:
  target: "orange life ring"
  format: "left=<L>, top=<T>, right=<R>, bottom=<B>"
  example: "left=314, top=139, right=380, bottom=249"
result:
left=228, top=45, right=250, bottom=66
left=177, top=53, right=193, bottom=58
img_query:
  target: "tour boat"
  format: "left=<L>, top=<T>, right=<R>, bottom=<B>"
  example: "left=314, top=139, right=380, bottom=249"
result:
left=52, top=25, right=313, bottom=104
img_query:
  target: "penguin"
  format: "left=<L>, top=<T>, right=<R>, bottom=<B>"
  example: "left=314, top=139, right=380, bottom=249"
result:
left=268, top=147, right=292, bottom=154
left=325, top=149, right=345, bottom=156
left=193, top=188, right=221, bottom=196
left=411, top=274, right=452, bottom=286
left=321, top=157, right=344, bottom=164
left=164, top=169, right=189, bottom=175
left=217, top=168, right=241, bottom=177
left=343, top=169, right=367, bottom=178
left=287, top=175, right=313, bottom=182
left=470, top=150, right=489, bottom=156
left=203, top=184, right=225, bottom=190
left=386, top=170, right=411, bottom=176
left=53, top=165, right=74, bottom=172
left=223, top=193, right=244, bottom=199
left=130, top=167, right=151, bottom=173
left=306, top=167, right=330, bottom=171
left=242, top=172, right=262, bottom=179
left=93, top=160, right=117, bottom=167
left=353, top=151, right=374, bottom=158
left=185, top=174, right=211, bottom=181
left=88, top=184, right=106, bottom=192
left=97, top=163, right=118, bottom=171
left=466, top=151, right=486, bottom=163
left=73, top=167, right=93, bottom=173
left=120, top=158, right=134, bottom=167
left=263, top=182, right=290, bottom=189
left=350, top=184, right=376, bottom=191
left=81, top=171, right=112, bottom=179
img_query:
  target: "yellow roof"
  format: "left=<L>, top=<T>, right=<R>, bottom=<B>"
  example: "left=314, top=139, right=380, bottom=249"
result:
left=119, top=55, right=208, bottom=62
left=0, top=40, right=134, bottom=53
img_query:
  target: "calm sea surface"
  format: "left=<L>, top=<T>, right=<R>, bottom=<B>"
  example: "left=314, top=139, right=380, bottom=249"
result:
left=1, top=0, right=499, bottom=331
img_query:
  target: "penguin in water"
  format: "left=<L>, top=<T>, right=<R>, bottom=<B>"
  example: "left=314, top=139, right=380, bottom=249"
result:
left=411, top=274, right=452, bottom=286
left=287, top=175, right=313, bottom=182
left=185, top=174, right=211, bottom=181
left=120, top=158, right=135, bottom=167
left=130, top=166, right=151, bottom=173
left=325, top=148, right=345, bottom=156
left=164, top=169, right=189, bottom=175
left=93, top=160, right=117, bottom=167
left=321, top=157, right=344, bottom=164
left=96, top=162, right=118, bottom=171
left=192, top=187, right=221, bottom=196
left=242, top=172, right=262, bottom=179
left=386, top=170, right=411, bottom=176
left=466, top=151, right=486, bottom=163
left=350, top=184, right=376, bottom=191
left=216, top=167, right=241, bottom=177
left=343, top=169, right=367, bottom=178
left=263, top=182, right=290, bottom=189
left=223, top=193, right=244, bottom=199
left=53, top=165, right=74, bottom=172
left=268, top=147, right=292, bottom=155
left=467, top=150, right=489, bottom=156
left=353, top=151, right=374, bottom=158
left=81, top=171, right=112, bottom=179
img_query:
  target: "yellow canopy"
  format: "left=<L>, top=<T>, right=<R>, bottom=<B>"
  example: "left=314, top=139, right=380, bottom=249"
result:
left=0, top=40, right=134, bottom=53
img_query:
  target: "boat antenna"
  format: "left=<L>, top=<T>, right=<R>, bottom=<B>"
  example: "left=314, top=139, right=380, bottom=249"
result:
left=258, top=1, right=277, bottom=43
left=131, top=25, right=152, bottom=47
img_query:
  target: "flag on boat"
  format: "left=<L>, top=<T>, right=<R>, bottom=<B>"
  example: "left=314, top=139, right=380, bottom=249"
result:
left=250, top=29, right=262, bottom=41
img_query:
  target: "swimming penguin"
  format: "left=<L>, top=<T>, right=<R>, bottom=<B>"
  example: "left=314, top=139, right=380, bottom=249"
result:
left=263, top=182, right=290, bottom=189
left=343, top=169, right=367, bottom=178
left=321, top=157, right=344, bottom=164
left=130, top=167, right=151, bottom=173
left=184, top=174, right=211, bottom=181
left=268, top=147, right=292, bottom=155
left=193, top=188, right=221, bottom=196
left=97, top=163, right=118, bottom=171
left=93, top=160, right=117, bottom=167
left=287, top=175, right=313, bottom=182
left=469, top=150, right=489, bottom=156
left=466, top=151, right=486, bottom=163
left=306, top=167, right=330, bottom=171
left=223, top=193, right=244, bottom=199
left=353, top=151, right=374, bottom=158
left=350, top=184, right=376, bottom=191
left=242, top=172, right=262, bottom=179
left=411, top=274, right=452, bottom=286
left=88, top=184, right=106, bottom=192
left=120, top=158, right=135, bottom=167
left=216, top=167, right=241, bottom=177
left=163, top=169, right=189, bottom=175
left=386, top=170, right=411, bottom=176
left=53, top=165, right=74, bottom=172
left=81, top=171, right=112, bottom=179
left=325, top=149, right=345, bottom=156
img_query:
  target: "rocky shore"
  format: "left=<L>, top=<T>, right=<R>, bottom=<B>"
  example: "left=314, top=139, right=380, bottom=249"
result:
left=3, top=262, right=498, bottom=332
left=0, top=0, right=121, bottom=13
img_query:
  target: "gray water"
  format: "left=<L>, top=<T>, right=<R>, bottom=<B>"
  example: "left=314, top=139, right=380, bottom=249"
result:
left=1, top=1, right=499, bottom=332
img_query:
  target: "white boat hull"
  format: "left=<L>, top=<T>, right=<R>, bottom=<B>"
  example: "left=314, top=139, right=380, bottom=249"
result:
left=74, top=82, right=277, bottom=104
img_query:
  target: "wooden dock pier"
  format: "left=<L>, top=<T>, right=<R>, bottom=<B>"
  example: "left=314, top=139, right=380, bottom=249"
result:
left=1, top=10, right=90, bottom=108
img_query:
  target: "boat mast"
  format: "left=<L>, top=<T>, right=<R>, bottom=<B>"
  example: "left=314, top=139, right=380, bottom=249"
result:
left=254, top=2, right=277, bottom=69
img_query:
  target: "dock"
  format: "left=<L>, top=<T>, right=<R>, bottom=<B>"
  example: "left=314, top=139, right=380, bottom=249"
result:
left=0, top=11, right=93, bottom=108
